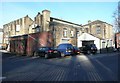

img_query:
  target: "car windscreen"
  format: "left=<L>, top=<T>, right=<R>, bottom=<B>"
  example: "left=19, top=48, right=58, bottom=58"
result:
left=67, top=45, right=73, bottom=50
left=39, top=47, right=53, bottom=51
left=90, top=44, right=96, bottom=48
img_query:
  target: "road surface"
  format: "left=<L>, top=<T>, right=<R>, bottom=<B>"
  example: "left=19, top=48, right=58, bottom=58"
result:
left=1, top=51, right=119, bottom=82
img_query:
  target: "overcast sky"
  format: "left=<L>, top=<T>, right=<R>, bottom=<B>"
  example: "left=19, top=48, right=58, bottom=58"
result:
left=0, top=2, right=118, bottom=28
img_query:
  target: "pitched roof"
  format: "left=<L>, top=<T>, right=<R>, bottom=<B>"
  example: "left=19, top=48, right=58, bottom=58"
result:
left=83, top=20, right=113, bottom=26
left=50, top=17, right=82, bottom=27
left=82, top=32, right=104, bottom=40
left=3, top=15, right=33, bottom=26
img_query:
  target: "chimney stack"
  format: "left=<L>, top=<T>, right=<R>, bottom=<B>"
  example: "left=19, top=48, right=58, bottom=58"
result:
left=42, top=10, right=50, bottom=31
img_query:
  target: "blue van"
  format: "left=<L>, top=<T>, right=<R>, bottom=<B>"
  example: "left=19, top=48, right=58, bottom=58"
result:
left=57, top=43, right=74, bottom=56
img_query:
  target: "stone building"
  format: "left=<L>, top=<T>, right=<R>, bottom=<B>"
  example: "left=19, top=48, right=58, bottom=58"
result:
left=49, top=17, right=82, bottom=47
left=29, top=10, right=82, bottom=47
left=82, top=20, right=113, bottom=48
left=83, top=20, right=113, bottom=39
left=29, top=10, right=51, bottom=33
left=3, top=9, right=113, bottom=49
left=3, top=15, right=33, bottom=44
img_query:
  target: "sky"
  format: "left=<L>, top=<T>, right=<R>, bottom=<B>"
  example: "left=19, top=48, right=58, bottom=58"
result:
left=0, top=2, right=118, bottom=28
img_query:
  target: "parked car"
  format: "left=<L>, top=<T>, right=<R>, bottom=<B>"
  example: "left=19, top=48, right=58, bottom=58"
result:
left=57, top=43, right=74, bottom=56
left=33, top=47, right=61, bottom=59
left=73, top=46, right=80, bottom=55
left=81, top=44, right=97, bottom=54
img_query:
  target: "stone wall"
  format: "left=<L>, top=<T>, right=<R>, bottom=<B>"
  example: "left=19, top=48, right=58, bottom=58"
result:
left=3, top=15, right=33, bottom=44
left=50, top=22, right=79, bottom=47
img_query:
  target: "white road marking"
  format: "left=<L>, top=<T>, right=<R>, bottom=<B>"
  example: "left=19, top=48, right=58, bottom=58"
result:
left=0, top=77, right=6, bottom=80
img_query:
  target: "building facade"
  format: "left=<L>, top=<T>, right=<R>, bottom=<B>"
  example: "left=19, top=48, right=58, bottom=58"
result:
left=82, top=20, right=113, bottom=48
left=115, top=32, right=120, bottom=49
left=49, top=17, right=82, bottom=46
left=29, top=10, right=82, bottom=47
left=3, top=15, right=33, bottom=44
left=78, top=32, right=105, bottom=53
left=3, top=10, right=113, bottom=50
left=0, top=28, right=3, bottom=49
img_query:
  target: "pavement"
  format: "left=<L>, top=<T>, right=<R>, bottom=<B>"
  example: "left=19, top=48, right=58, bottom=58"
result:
left=1, top=50, right=119, bottom=82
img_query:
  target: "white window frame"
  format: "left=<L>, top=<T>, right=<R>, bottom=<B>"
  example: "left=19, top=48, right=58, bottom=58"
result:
left=63, top=28, right=67, bottom=37
left=16, top=25, right=20, bottom=32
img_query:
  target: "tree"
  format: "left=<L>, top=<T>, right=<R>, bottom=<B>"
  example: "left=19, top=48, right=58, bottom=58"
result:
left=113, top=1, right=120, bottom=33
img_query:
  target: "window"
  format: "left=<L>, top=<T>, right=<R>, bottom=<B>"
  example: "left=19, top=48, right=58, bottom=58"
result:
left=77, top=31, right=79, bottom=36
left=16, top=25, right=20, bottom=32
left=8, top=25, right=11, bottom=31
left=86, top=28, right=88, bottom=33
left=36, top=26, right=40, bottom=32
left=36, top=28, right=40, bottom=32
left=96, top=26, right=101, bottom=34
left=63, top=28, right=67, bottom=37
left=80, top=28, right=82, bottom=31
left=20, top=18, right=22, bottom=25
left=17, top=20, right=19, bottom=25
left=70, top=30, right=74, bottom=37
left=11, top=24, right=12, bottom=31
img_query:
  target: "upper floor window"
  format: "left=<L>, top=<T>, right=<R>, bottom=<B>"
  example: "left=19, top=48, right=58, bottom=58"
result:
left=35, top=25, right=40, bottom=32
left=16, top=25, right=20, bottom=32
left=11, top=24, right=13, bottom=31
left=86, top=28, right=88, bottom=33
left=96, top=26, right=101, bottom=34
left=70, top=30, right=74, bottom=37
left=77, top=31, right=79, bottom=36
left=20, top=18, right=22, bottom=25
left=36, top=28, right=40, bottom=32
left=8, top=25, right=11, bottom=31
left=63, top=28, right=67, bottom=37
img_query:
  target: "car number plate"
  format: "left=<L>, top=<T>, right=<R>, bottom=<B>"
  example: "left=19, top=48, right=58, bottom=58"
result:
left=54, top=51, right=57, bottom=53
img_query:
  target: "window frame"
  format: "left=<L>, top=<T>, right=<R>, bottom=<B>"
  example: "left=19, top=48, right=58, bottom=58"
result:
left=96, top=26, right=101, bottom=34
left=63, top=28, right=67, bottom=37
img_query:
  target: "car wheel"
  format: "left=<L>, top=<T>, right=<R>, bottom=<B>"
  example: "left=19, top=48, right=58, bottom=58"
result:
left=45, top=54, right=49, bottom=59
left=57, top=52, right=61, bottom=57
left=33, top=52, right=38, bottom=57
left=87, top=50, right=91, bottom=54
left=61, top=53, right=65, bottom=57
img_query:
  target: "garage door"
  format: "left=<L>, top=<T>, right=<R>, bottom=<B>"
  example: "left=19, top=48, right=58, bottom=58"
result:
left=82, top=41, right=94, bottom=46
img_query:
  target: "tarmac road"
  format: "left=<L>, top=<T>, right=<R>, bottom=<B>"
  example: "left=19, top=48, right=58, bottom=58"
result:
left=1, top=51, right=119, bottom=82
